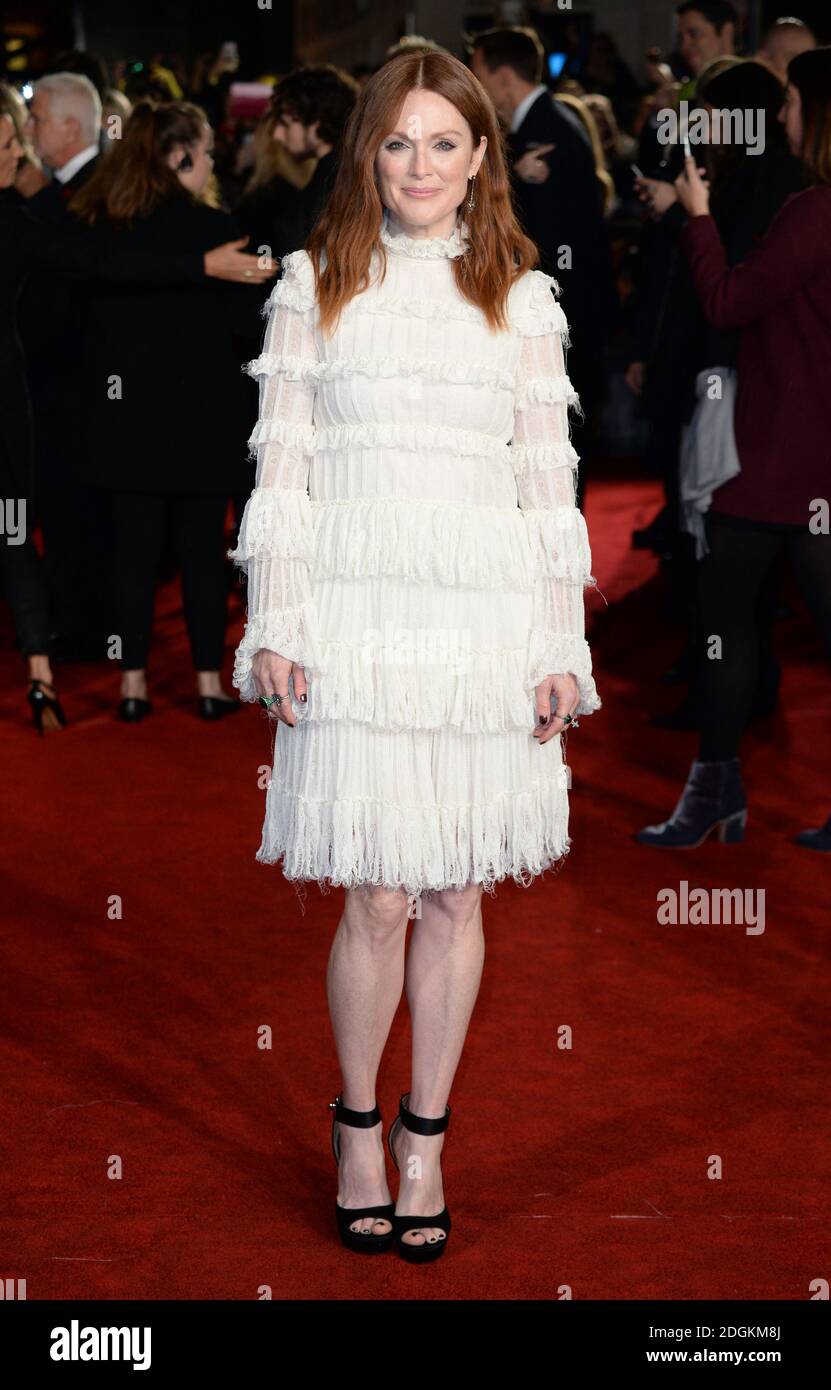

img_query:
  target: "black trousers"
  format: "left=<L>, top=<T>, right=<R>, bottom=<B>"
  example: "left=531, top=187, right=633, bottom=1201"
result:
left=697, top=512, right=831, bottom=760
left=32, top=407, right=113, bottom=654
left=110, top=490, right=230, bottom=671
left=0, top=434, right=52, bottom=659
left=0, top=504, right=53, bottom=658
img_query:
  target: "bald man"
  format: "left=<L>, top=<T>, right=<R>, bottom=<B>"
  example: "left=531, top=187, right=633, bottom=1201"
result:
left=757, top=17, right=817, bottom=83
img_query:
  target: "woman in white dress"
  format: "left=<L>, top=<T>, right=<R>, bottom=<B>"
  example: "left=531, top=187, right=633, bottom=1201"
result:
left=229, top=51, right=601, bottom=1263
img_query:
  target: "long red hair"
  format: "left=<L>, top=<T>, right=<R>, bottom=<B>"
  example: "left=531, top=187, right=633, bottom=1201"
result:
left=71, top=100, right=209, bottom=226
left=305, top=50, right=539, bottom=337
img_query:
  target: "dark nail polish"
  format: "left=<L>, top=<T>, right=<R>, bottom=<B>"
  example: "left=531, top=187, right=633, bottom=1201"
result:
left=300, top=693, right=307, bottom=702
left=539, top=714, right=548, bottom=725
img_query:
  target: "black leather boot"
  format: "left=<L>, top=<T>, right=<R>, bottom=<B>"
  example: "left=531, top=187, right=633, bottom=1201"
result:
left=636, top=757, right=747, bottom=848
left=795, top=814, right=831, bottom=851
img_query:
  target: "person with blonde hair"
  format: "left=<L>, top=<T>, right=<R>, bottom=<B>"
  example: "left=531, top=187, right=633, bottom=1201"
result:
left=0, top=93, right=64, bottom=729
left=230, top=48, right=600, bottom=1262
left=100, top=87, right=132, bottom=152
left=555, top=92, right=616, bottom=217
left=0, top=81, right=44, bottom=195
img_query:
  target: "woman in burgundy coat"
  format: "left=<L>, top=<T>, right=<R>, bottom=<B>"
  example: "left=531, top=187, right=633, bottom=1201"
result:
left=637, top=48, right=831, bottom=850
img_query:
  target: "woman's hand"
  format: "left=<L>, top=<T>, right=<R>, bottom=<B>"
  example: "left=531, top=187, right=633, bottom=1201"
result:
left=252, top=650, right=307, bottom=727
left=674, top=155, right=710, bottom=218
left=634, top=175, right=677, bottom=218
left=533, top=673, right=580, bottom=744
left=514, top=144, right=555, bottom=184
left=203, top=237, right=277, bottom=283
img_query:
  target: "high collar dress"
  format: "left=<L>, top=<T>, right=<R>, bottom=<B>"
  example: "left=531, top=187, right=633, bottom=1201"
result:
left=229, top=207, right=601, bottom=897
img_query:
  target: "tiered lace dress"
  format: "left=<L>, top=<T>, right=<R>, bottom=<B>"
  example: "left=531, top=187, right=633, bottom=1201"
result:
left=229, top=209, right=600, bottom=896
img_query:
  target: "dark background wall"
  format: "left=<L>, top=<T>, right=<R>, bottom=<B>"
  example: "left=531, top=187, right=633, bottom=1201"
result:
left=3, top=0, right=294, bottom=80
left=3, top=0, right=830, bottom=85
left=760, top=0, right=831, bottom=40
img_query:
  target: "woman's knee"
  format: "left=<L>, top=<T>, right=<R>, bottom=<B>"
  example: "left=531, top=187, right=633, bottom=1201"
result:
left=421, top=884, right=483, bottom=932
left=343, top=884, right=411, bottom=938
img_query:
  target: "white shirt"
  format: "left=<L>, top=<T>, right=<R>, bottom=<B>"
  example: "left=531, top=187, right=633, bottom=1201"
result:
left=510, top=84, right=548, bottom=134
left=54, top=143, right=99, bottom=185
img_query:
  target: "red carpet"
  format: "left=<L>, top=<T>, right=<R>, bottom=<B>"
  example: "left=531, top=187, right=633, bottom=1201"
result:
left=1, top=473, right=828, bottom=1300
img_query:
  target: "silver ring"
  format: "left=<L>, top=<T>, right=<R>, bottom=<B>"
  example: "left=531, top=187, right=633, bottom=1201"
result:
left=258, top=693, right=283, bottom=709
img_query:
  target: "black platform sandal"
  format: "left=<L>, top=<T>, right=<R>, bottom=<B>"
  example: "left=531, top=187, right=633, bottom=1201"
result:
left=329, top=1094, right=395, bottom=1254
left=388, top=1091, right=452, bottom=1263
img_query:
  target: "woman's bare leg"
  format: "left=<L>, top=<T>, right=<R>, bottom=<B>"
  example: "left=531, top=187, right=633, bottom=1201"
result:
left=392, top=884, right=485, bottom=1246
left=326, top=884, right=411, bottom=1235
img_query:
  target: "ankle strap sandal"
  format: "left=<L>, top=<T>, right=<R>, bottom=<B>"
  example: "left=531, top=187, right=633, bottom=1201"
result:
left=329, top=1094, right=394, bottom=1254
left=387, top=1091, right=452, bottom=1263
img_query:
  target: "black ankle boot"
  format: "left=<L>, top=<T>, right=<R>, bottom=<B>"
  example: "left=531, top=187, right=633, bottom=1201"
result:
left=636, top=757, right=747, bottom=848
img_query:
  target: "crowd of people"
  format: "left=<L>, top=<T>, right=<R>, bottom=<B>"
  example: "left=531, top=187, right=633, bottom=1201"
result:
left=0, top=2, right=828, bottom=847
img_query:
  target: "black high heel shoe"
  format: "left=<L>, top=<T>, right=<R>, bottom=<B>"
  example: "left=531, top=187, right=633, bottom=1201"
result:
left=27, top=679, right=67, bottom=735
left=199, top=695, right=241, bottom=721
left=118, top=697, right=153, bottom=723
left=329, top=1095, right=395, bottom=1254
left=387, top=1091, right=452, bottom=1263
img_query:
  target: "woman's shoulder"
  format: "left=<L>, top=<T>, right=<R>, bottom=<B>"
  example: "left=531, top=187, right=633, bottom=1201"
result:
left=140, top=193, right=236, bottom=238
left=775, top=181, right=831, bottom=230
left=790, top=181, right=831, bottom=201
left=266, top=247, right=317, bottom=315
left=507, top=266, right=570, bottom=337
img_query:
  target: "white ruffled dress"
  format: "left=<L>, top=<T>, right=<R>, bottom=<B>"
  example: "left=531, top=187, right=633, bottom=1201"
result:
left=229, top=209, right=600, bottom=896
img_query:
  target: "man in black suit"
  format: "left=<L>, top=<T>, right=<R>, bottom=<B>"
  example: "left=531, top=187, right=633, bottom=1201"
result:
left=233, top=67, right=357, bottom=375
left=469, top=29, right=616, bottom=490
left=25, top=72, right=101, bottom=207
left=237, top=66, right=358, bottom=266
left=20, top=72, right=108, bottom=660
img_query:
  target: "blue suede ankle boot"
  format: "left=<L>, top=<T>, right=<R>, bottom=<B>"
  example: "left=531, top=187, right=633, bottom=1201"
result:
left=795, top=813, right=831, bottom=851
left=636, top=757, right=747, bottom=848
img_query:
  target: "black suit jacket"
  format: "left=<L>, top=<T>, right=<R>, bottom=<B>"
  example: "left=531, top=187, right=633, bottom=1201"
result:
left=18, top=160, right=226, bottom=458
left=234, top=149, right=340, bottom=369
left=242, top=148, right=339, bottom=264
left=80, top=193, right=251, bottom=494
left=27, top=153, right=99, bottom=220
left=0, top=192, right=38, bottom=493
left=508, top=91, right=615, bottom=357
left=17, top=157, right=102, bottom=429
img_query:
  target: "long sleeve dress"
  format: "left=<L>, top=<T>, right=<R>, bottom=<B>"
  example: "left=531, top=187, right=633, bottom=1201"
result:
left=229, top=208, right=601, bottom=896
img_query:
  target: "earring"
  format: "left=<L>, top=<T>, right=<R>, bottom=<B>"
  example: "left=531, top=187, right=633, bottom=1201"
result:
left=467, top=173, right=476, bottom=211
